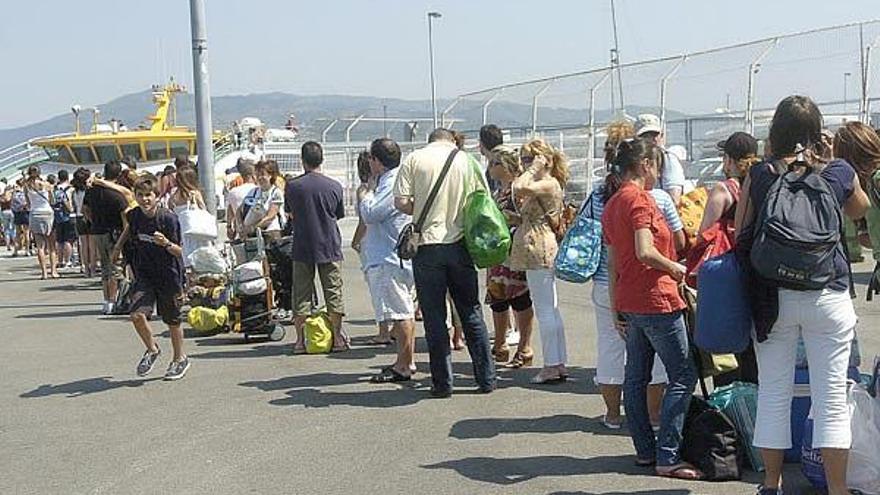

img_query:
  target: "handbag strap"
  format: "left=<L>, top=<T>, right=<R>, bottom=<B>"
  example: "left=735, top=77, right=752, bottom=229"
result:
left=414, top=148, right=459, bottom=233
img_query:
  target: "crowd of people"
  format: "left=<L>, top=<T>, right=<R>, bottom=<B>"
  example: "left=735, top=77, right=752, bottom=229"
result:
left=5, top=93, right=880, bottom=493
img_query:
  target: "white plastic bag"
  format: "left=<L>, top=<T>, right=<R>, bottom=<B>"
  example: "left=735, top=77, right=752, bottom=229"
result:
left=847, top=385, right=880, bottom=494
left=188, top=246, right=228, bottom=274
left=177, top=207, right=218, bottom=240
left=234, top=261, right=266, bottom=295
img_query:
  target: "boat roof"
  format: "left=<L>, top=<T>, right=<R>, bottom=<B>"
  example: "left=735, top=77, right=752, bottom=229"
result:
left=32, top=128, right=196, bottom=147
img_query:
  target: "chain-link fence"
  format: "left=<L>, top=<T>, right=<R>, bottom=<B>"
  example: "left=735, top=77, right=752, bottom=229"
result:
left=441, top=20, right=880, bottom=198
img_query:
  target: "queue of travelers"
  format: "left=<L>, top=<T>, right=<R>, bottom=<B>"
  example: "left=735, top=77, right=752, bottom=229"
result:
left=7, top=93, right=880, bottom=493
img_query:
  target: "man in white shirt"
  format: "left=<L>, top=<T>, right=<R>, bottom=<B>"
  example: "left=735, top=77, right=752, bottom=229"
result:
left=225, top=159, right=257, bottom=240
left=394, top=128, right=495, bottom=398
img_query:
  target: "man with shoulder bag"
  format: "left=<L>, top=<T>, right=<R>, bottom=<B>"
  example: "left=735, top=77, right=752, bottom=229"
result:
left=394, top=128, right=495, bottom=398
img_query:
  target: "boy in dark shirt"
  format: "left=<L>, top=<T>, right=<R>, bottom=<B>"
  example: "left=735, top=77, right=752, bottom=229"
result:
left=112, top=173, right=190, bottom=380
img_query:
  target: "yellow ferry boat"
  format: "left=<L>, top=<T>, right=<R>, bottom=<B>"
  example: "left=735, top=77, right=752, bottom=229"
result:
left=29, top=81, right=228, bottom=175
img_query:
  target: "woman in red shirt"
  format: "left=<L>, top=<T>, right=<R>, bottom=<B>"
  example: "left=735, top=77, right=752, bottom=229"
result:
left=601, top=138, right=699, bottom=480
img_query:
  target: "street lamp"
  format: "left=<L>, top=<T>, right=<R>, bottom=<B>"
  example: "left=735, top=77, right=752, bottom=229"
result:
left=427, top=11, right=442, bottom=129
left=844, top=72, right=852, bottom=117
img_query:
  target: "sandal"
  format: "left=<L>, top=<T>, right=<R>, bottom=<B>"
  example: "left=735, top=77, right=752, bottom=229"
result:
left=602, top=415, right=623, bottom=430
left=368, top=337, right=393, bottom=346
left=370, top=366, right=411, bottom=383
left=530, top=370, right=566, bottom=385
left=505, top=351, right=534, bottom=369
left=656, top=463, right=702, bottom=480
left=493, top=345, right=511, bottom=363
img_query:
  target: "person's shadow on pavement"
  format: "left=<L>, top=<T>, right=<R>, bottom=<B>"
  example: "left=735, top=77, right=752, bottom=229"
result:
left=20, top=376, right=161, bottom=398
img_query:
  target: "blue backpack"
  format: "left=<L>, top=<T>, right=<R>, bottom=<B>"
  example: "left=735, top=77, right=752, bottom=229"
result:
left=695, top=252, right=752, bottom=353
left=554, top=192, right=602, bottom=283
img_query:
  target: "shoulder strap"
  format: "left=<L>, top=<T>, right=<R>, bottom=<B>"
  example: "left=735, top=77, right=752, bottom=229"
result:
left=414, top=148, right=459, bottom=233
left=722, top=178, right=741, bottom=203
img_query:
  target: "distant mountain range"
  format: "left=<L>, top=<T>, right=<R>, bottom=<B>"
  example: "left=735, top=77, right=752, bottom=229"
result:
left=0, top=89, right=689, bottom=149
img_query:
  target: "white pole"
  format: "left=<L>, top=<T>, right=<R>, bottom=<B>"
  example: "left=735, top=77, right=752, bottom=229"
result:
left=587, top=70, right=612, bottom=195
left=428, top=12, right=442, bottom=129
left=745, top=40, right=777, bottom=134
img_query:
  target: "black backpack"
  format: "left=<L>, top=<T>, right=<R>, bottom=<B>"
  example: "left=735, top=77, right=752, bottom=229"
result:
left=681, top=395, right=744, bottom=481
left=750, top=162, right=843, bottom=291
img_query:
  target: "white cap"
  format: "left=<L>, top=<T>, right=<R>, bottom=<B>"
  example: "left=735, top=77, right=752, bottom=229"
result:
left=635, top=114, right=662, bottom=136
left=667, top=145, right=687, bottom=162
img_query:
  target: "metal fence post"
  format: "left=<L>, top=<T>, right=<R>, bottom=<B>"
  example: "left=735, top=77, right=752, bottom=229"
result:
left=344, top=115, right=365, bottom=206
left=865, top=44, right=875, bottom=123
left=321, top=119, right=338, bottom=143
left=344, top=115, right=365, bottom=144
left=659, top=56, right=687, bottom=134
left=861, top=34, right=880, bottom=124
left=531, top=81, right=554, bottom=138
left=440, top=97, right=462, bottom=128
left=482, top=89, right=504, bottom=126
left=587, top=70, right=613, bottom=194
left=745, top=39, right=778, bottom=134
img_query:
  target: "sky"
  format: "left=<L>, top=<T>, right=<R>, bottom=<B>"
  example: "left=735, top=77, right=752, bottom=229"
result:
left=0, top=0, right=878, bottom=129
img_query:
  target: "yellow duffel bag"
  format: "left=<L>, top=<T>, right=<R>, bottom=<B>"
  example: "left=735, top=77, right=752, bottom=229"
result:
left=188, top=305, right=229, bottom=333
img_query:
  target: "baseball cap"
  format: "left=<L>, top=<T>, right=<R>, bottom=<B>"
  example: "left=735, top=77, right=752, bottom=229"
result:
left=635, top=114, right=662, bottom=136
left=716, top=132, right=758, bottom=160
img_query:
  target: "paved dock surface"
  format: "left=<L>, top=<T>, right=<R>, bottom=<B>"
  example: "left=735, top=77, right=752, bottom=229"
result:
left=2, top=222, right=877, bottom=495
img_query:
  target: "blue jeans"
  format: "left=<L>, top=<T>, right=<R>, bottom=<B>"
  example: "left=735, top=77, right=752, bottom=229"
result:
left=413, top=242, right=495, bottom=392
left=621, top=311, right=696, bottom=466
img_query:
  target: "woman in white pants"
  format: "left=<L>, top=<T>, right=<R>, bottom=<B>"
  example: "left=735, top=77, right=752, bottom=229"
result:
left=736, top=95, right=870, bottom=495
left=510, top=139, right=569, bottom=384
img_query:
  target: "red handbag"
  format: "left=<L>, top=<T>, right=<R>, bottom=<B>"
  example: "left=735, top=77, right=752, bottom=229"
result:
left=685, top=179, right=740, bottom=288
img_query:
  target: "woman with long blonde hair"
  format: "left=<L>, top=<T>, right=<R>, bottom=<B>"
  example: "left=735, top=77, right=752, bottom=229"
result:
left=510, top=138, right=570, bottom=384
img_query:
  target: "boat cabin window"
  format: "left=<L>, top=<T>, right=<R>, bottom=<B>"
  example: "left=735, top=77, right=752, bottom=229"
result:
left=145, top=141, right=168, bottom=161
left=169, top=141, right=190, bottom=160
left=93, top=144, right=120, bottom=163
left=49, top=146, right=75, bottom=164
left=119, top=143, right=143, bottom=162
left=70, top=145, right=97, bottom=164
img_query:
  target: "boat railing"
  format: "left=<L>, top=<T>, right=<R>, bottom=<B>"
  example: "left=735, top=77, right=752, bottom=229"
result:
left=212, top=131, right=237, bottom=162
left=0, top=134, right=71, bottom=181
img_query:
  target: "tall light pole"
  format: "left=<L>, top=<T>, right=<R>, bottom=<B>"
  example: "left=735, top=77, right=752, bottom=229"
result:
left=844, top=71, right=852, bottom=116
left=427, top=11, right=442, bottom=129
left=189, top=0, right=216, bottom=215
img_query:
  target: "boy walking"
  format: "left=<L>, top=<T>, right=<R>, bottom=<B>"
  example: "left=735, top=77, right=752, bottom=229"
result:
left=112, top=174, right=189, bottom=380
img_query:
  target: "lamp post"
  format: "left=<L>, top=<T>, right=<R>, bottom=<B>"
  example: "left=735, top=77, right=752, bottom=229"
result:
left=844, top=71, right=852, bottom=117
left=427, top=11, right=442, bottom=129
left=189, top=0, right=216, bottom=215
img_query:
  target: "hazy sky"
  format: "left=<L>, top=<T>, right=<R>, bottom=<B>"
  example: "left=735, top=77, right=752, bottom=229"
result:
left=1, top=0, right=877, bottom=128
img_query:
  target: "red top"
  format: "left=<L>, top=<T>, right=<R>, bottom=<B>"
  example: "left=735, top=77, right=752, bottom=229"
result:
left=601, top=182, right=685, bottom=314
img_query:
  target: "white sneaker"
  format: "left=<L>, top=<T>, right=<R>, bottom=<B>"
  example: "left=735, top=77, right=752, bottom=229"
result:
left=102, top=301, right=115, bottom=315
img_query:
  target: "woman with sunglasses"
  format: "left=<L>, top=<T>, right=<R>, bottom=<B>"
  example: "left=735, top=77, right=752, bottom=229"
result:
left=510, top=139, right=569, bottom=384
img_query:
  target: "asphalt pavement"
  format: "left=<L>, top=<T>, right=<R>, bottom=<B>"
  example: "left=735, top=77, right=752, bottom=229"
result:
left=1, top=219, right=878, bottom=495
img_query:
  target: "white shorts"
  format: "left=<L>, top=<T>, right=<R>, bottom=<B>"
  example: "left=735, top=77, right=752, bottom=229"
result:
left=365, top=263, right=415, bottom=322
left=592, top=282, right=668, bottom=385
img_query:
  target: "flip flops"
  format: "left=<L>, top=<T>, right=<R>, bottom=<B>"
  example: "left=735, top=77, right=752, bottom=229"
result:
left=656, top=463, right=702, bottom=480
